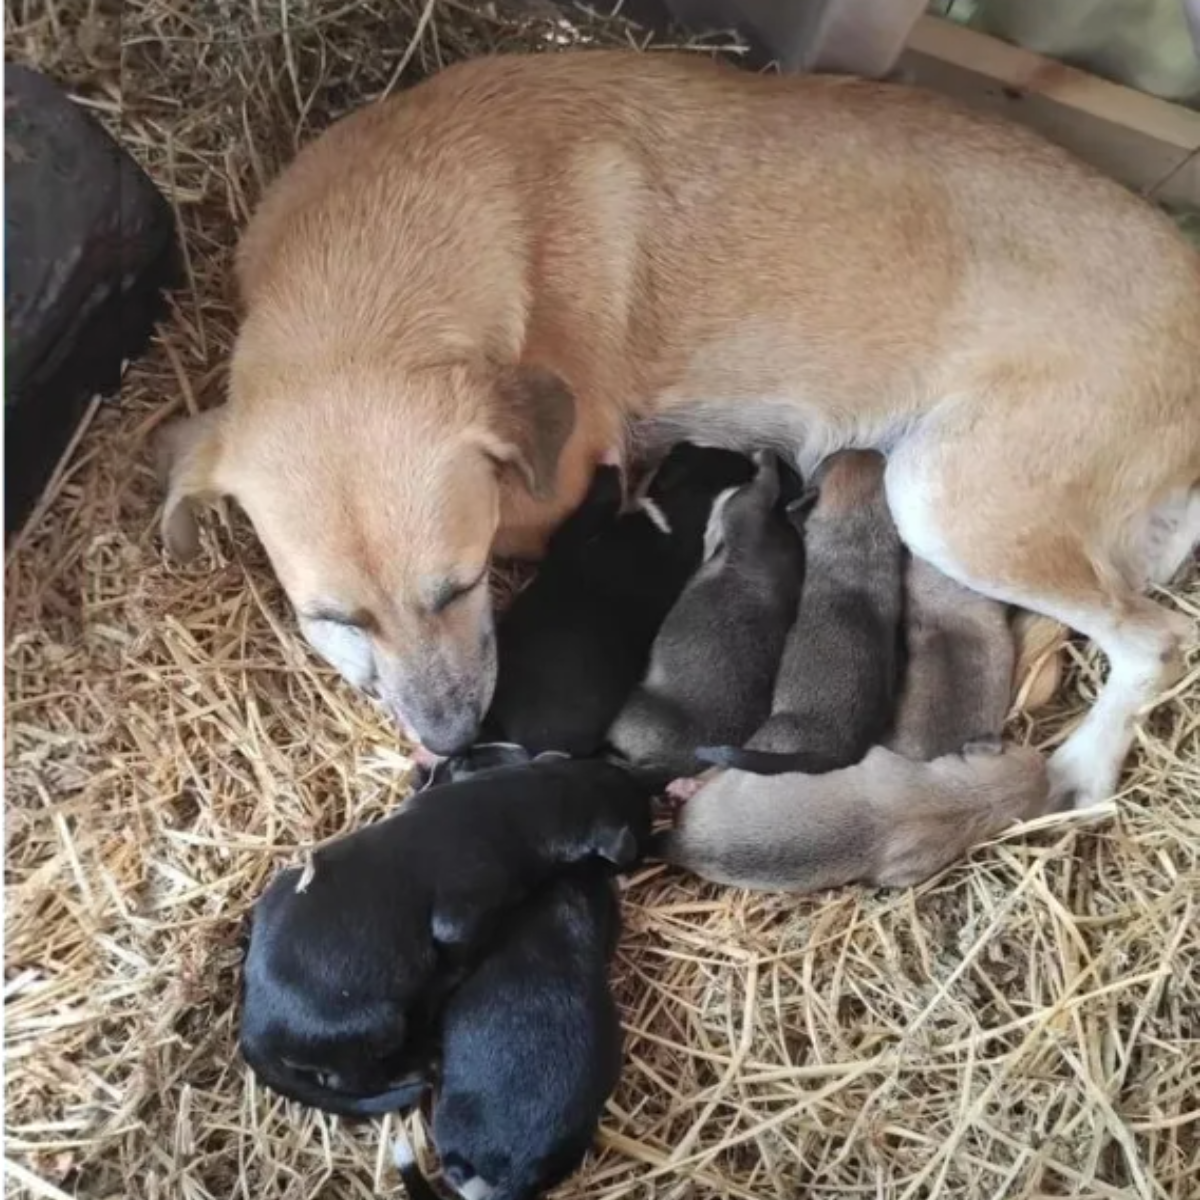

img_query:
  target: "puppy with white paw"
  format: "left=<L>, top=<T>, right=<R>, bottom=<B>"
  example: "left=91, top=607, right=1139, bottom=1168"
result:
left=392, top=861, right=623, bottom=1200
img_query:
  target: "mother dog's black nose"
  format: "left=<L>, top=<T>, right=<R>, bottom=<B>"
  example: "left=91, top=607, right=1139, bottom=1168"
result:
left=387, top=695, right=482, bottom=758
left=415, top=714, right=484, bottom=758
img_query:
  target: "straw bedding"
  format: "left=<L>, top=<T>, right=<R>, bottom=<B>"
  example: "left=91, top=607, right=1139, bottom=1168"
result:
left=5, top=3, right=1199, bottom=1197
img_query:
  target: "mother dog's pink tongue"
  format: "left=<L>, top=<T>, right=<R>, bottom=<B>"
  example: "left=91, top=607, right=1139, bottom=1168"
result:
left=410, top=744, right=440, bottom=769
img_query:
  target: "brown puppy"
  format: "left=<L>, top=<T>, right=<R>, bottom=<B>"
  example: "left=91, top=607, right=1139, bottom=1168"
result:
left=607, top=452, right=805, bottom=777
left=158, top=50, right=1200, bottom=806
left=699, top=449, right=905, bottom=776
left=886, top=555, right=1015, bottom=762
left=657, top=741, right=1052, bottom=892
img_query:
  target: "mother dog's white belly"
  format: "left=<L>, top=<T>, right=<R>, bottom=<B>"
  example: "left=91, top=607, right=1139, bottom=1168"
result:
left=625, top=315, right=939, bottom=476
left=631, top=392, right=922, bottom=478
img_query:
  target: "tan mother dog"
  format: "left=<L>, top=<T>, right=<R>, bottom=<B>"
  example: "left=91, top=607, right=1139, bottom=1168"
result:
left=159, top=50, right=1200, bottom=804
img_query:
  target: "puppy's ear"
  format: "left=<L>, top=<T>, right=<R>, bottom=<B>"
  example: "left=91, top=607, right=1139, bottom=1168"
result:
left=155, top=409, right=229, bottom=560
left=750, top=451, right=781, bottom=504
left=775, top=459, right=807, bottom=509
left=785, top=486, right=820, bottom=527
left=473, top=366, right=576, bottom=499
left=701, top=486, right=736, bottom=562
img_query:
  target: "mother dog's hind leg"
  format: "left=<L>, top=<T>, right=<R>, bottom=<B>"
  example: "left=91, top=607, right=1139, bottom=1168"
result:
left=884, top=428, right=1195, bottom=812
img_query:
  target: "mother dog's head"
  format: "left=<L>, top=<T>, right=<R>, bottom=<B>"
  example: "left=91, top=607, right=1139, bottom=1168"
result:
left=158, top=359, right=576, bottom=755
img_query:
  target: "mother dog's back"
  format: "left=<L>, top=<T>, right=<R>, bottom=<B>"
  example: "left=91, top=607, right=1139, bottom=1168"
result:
left=235, top=49, right=1200, bottom=431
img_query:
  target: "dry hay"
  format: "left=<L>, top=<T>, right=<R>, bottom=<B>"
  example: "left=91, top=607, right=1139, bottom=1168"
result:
left=5, top=2, right=1200, bottom=1198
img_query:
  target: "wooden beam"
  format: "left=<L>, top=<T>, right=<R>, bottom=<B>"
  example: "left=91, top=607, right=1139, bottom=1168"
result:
left=665, top=0, right=926, bottom=77
left=808, top=0, right=927, bottom=79
left=899, top=16, right=1200, bottom=207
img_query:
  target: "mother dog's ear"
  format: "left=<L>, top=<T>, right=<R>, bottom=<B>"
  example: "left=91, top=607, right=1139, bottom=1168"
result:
left=472, top=365, right=576, bottom=500
left=154, top=408, right=229, bottom=560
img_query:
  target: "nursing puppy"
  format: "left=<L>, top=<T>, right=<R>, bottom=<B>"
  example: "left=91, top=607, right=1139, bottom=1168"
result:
left=392, top=861, right=622, bottom=1200
left=159, top=50, right=1200, bottom=809
left=240, top=758, right=652, bottom=1115
left=700, top=450, right=904, bottom=777
left=482, top=444, right=754, bottom=757
left=414, top=743, right=567, bottom=791
left=659, top=740, right=1053, bottom=892
left=887, top=555, right=1016, bottom=761
left=607, top=452, right=804, bottom=776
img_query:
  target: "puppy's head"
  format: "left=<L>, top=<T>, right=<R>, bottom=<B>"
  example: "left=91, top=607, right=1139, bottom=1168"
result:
left=802, top=449, right=888, bottom=520
left=701, top=451, right=781, bottom=561
left=414, top=741, right=539, bottom=791
left=158, top=362, right=575, bottom=754
left=646, top=443, right=756, bottom=508
left=641, top=444, right=757, bottom=557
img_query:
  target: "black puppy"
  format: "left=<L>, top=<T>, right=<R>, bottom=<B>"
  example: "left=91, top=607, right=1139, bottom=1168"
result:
left=481, top=445, right=754, bottom=757
left=240, top=757, right=653, bottom=1116
left=392, top=860, right=623, bottom=1200
left=413, top=743, right=569, bottom=792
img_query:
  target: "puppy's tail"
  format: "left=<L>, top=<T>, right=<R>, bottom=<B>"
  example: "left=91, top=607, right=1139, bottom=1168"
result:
left=393, top=1132, right=442, bottom=1200
left=600, top=751, right=677, bottom=795
left=694, top=745, right=840, bottom=777
left=647, top=829, right=676, bottom=861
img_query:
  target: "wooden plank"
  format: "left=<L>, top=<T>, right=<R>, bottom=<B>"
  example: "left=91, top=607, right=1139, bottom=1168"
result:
left=899, top=16, right=1200, bottom=207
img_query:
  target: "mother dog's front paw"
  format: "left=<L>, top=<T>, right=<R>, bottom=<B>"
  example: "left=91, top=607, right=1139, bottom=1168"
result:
left=1047, top=740, right=1121, bottom=814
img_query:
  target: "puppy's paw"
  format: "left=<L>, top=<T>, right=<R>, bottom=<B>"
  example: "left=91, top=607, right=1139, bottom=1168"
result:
left=667, top=765, right=722, bottom=805
left=594, top=824, right=640, bottom=869
left=960, top=734, right=1004, bottom=758
left=664, top=776, right=706, bottom=805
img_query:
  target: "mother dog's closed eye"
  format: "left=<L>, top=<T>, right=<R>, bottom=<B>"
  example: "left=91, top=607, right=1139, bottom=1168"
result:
left=159, top=49, right=1200, bottom=806
left=159, top=362, right=580, bottom=756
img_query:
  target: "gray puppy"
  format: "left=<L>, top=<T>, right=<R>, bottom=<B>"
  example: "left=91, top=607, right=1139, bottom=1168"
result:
left=886, top=555, right=1016, bottom=762
left=698, top=449, right=904, bottom=776
left=658, top=740, right=1052, bottom=892
left=607, top=452, right=804, bottom=777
